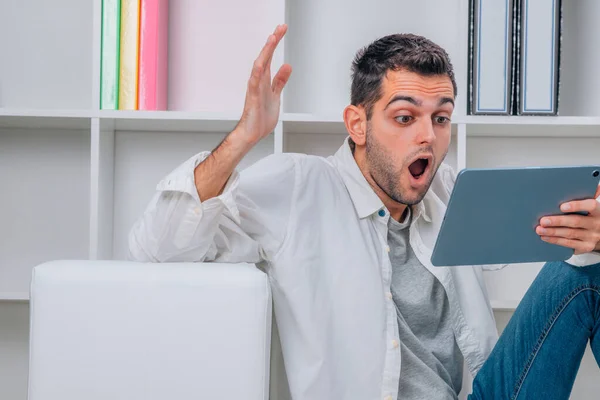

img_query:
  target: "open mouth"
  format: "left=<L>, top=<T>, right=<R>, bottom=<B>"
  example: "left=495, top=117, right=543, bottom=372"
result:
left=408, top=157, right=430, bottom=180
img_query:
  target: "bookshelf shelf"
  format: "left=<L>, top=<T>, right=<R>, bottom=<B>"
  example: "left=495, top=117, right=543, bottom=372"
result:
left=0, top=293, right=30, bottom=302
left=0, top=109, right=92, bottom=130
left=98, top=110, right=242, bottom=132
left=1, top=109, right=599, bottom=141
left=489, top=300, right=519, bottom=311
left=285, top=113, right=600, bottom=137
left=2, top=110, right=600, bottom=135
left=464, top=116, right=600, bottom=137
left=461, top=115, right=600, bottom=126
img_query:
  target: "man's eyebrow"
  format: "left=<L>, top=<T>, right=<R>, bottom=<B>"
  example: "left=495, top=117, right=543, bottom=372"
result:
left=384, top=95, right=422, bottom=110
left=439, top=97, right=455, bottom=107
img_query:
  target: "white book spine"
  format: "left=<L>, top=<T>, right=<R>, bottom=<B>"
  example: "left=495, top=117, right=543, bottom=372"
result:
left=470, top=0, right=514, bottom=115
left=519, top=0, right=561, bottom=115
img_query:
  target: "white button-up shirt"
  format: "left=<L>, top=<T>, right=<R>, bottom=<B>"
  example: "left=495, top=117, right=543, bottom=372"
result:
left=128, top=137, right=600, bottom=400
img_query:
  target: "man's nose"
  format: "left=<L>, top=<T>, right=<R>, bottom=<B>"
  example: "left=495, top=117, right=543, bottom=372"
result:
left=416, top=119, right=436, bottom=144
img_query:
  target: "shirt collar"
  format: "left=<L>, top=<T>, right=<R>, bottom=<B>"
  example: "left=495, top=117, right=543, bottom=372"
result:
left=332, top=136, right=432, bottom=223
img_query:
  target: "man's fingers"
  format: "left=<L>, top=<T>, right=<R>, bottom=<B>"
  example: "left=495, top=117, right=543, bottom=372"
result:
left=265, top=24, right=287, bottom=72
left=595, top=184, right=600, bottom=199
left=536, top=226, right=590, bottom=241
left=539, top=236, right=597, bottom=255
left=272, top=24, right=287, bottom=47
left=540, top=214, right=591, bottom=229
left=537, top=224, right=600, bottom=254
left=560, top=198, right=599, bottom=214
left=252, top=32, right=278, bottom=81
left=249, top=25, right=287, bottom=92
left=272, top=63, right=292, bottom=96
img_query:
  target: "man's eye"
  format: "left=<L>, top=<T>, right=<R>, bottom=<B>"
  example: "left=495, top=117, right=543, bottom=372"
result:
left=435, top=116, right=450, bottom=124
left=395, top=115, right=412, bottom=124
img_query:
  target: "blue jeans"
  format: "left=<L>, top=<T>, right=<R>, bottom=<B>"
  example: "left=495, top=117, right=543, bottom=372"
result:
left=468, top=261, right=600, bottom=399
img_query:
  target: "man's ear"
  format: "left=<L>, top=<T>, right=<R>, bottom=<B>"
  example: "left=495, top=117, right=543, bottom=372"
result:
left=343, top=104, right=367, bottom=146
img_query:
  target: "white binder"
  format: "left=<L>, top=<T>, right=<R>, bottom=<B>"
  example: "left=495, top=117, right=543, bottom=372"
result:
left=518, top=0, right=561, bottom=115
left=469, top=0, right=515, bottom=115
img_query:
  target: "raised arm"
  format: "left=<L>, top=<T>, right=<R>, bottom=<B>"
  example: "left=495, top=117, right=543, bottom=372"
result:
left=128, top=24, right=294, bottom=264
left=195, top=24, right=292, bottom=201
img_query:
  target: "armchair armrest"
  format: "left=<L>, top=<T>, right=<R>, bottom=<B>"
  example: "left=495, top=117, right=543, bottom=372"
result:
left=28, top=260, right=272, bottom=400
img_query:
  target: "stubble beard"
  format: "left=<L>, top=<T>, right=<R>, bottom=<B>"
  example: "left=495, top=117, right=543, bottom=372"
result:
left=365, top=125, right=445, bottom=206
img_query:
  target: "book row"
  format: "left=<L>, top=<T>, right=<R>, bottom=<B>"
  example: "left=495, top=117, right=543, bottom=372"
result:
left=469, top=0, right=561, bottom=115
left=100, top=0, right=168, bottom=110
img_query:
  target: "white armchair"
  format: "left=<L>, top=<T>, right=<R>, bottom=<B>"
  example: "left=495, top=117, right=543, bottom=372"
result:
left=27, top=260, right=291, bottom=400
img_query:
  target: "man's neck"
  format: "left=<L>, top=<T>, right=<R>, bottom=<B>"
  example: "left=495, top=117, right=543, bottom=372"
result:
left=399, top=206, right=410, bottom=224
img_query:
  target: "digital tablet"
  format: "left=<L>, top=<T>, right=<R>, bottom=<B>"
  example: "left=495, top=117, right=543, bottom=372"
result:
left=430, top=165, right=600, bottom=267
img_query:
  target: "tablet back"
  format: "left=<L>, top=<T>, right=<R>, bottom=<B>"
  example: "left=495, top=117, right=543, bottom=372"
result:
left=431, top=166, right=600, bottom=267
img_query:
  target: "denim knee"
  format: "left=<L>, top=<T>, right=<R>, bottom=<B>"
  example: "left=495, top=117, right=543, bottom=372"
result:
left=534, top=261, right=600, bottom=297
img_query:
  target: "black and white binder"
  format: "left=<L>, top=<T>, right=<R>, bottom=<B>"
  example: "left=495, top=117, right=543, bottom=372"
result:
left=517, top=0, right=562, bottom=115
left=469, top=0, right=516, bottom=115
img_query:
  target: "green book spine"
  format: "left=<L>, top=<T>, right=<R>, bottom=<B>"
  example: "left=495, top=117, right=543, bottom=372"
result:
left=100, top=0, right=121, bottom=110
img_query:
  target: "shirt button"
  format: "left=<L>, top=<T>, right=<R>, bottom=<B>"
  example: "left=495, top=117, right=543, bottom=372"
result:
left=384, top=396, right=393, bottom=400
left=391, top=339, right=399, bottom=348
left=193, top=207, right=201, bottom=215
left=378, top=209, right=386, bottom=217
left=386, top=245, right=390, bottom=253
left=386, top=292, right=393, bottom=300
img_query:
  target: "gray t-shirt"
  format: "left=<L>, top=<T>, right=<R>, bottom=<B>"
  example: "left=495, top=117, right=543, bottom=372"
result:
left=387, top=207, right=463, bottom=399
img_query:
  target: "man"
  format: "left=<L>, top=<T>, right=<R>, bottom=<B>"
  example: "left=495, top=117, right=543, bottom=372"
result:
left=129, top=25, right=600, bottom=399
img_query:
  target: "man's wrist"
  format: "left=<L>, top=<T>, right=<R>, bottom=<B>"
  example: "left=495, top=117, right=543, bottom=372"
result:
left=227, top=126, right=259, bottom=155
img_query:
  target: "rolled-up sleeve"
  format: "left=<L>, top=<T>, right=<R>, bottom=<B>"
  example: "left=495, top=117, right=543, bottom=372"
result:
left=566, top=252, right=600, bottom=267
left=128, top=151, right=298, bottom=265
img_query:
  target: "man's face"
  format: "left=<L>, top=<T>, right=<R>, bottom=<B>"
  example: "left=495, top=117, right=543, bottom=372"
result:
left=364, top=69, right=454, bottom=205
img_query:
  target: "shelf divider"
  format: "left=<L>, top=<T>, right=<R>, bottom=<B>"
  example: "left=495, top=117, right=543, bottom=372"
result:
left=89, top=118, right=115, bottom=260
left=457, top=123, right=467, bottom=171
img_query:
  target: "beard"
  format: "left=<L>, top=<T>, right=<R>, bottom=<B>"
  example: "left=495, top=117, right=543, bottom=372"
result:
left=365, top=124, right=445, bottom=206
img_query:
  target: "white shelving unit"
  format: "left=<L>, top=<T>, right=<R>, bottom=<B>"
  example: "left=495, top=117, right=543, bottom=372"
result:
left=1, top=0, right=599, bottom=399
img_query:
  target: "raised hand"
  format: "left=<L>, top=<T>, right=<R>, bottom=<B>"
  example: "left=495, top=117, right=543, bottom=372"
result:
left=194, top=25, right=292, bottom=202
left=236, top=24, right=292, bottom=146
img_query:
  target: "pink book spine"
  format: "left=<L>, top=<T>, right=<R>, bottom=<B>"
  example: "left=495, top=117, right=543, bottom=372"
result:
left=139, top=0, right=168, bottom=110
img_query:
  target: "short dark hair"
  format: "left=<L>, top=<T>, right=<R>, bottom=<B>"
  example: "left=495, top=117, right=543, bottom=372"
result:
left=350, top=33, right=457, bottom=119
